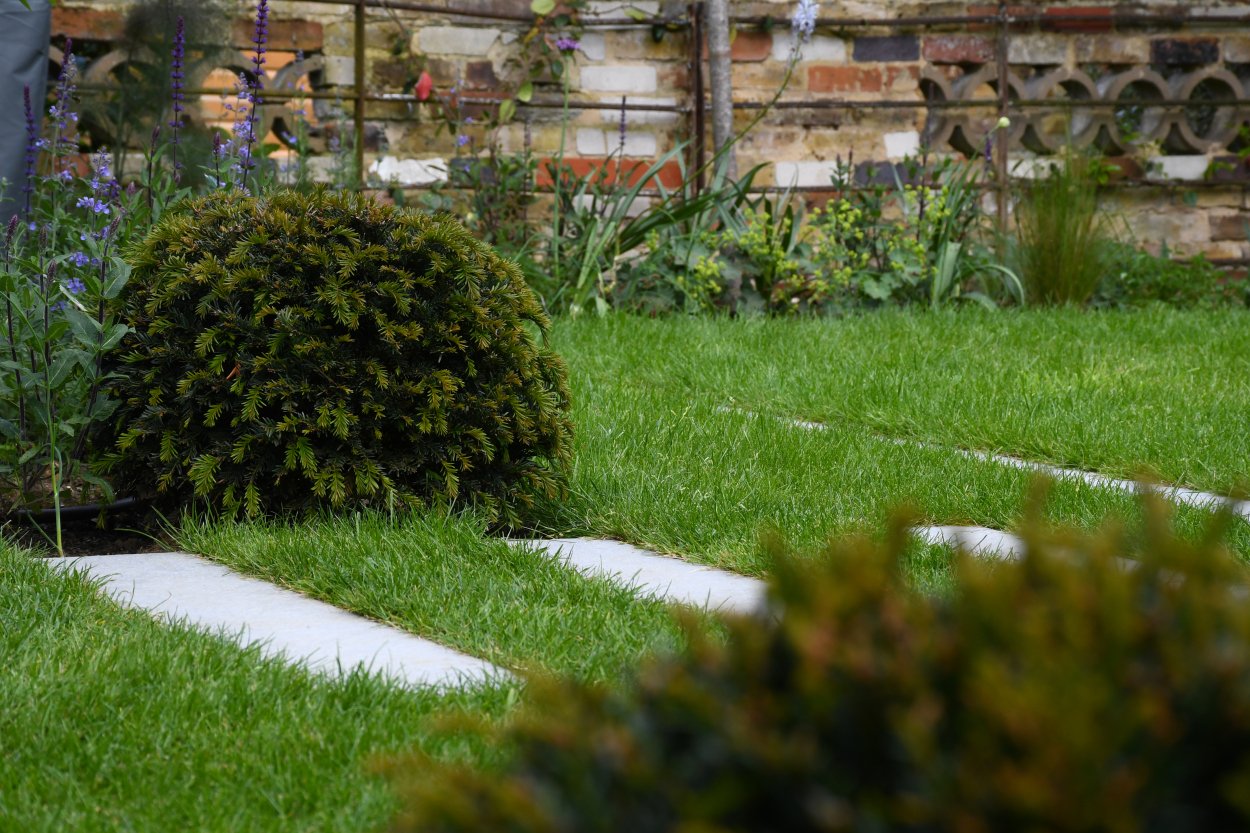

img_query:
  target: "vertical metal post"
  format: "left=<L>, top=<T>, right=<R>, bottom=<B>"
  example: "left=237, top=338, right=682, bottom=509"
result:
left=995, top=1, right=1010, bottom=240
left=688, top=2, right=706, bottom=198
left=354, top=0, right=367, bottom=188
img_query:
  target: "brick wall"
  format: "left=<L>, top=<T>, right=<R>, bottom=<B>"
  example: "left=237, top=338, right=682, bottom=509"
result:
left=52, top=0, right=1250, bottom=261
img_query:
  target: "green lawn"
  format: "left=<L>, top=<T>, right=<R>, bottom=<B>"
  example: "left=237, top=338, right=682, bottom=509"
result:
left=0, top=542, right=512, bottom=832
left=550, top=308, right=1250, bottom=495
left=5, top=307, right=1249, bottom=830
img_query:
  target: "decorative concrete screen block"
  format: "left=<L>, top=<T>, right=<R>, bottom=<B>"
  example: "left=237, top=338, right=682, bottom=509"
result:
left=580, top=65, right=657, bottom=93
left=369, top=156, right=449, bottom=185
left=598, top=95, right=679, bottom=126
left=1148, top=155, right=1212, bottom=182
left=772, top=32, right=848, bottom=63
left=775, top=160, right=839, bottom=188
left=417, top=25, right=500, bottom=56
left=884, top=130, right=920, bottom=159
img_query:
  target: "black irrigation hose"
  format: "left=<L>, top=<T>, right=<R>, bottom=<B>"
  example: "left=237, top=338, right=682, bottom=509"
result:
left=1, top=496, right=148, bottom=525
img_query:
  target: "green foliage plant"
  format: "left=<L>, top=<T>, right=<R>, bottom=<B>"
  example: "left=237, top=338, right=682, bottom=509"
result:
left=106, top=187, right=573, bottom=523
left=1095, top=240, right=1247, bottom=309
left=387, top=491, right=1250, bottom=831
left=1013, top=150, right=1116, bottom=306
left=790, top=151, right=1019, bottom=312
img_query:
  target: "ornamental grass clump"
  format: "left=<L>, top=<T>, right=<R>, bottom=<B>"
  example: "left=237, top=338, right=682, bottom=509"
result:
left=387, top=492, right=1250, bottom=832
left=106, top=188, right=572, bottom=523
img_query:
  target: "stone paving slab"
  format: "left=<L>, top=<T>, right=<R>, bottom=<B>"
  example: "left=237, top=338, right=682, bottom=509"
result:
left=512, top=538, right=768, bottom=616
left=49, top=552, right=503, bottom=689
left=911, top=525, right=1027, bottom=561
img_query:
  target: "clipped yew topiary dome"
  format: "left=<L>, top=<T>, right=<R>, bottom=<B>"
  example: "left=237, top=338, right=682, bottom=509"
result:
left=107, top=187, right=572, bottom=522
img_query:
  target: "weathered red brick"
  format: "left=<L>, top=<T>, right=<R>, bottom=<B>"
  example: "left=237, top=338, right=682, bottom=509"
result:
left=535, top=157, right=684, bottom=190
left=1042, top=6, right=1114, bottom=33
left=808, top=66, right=882, bottom=94
left=51, top=7, right=125, bottom=41
left=703, top=30, right=773, bottom=62
left=1211, top=212, right=1249, bottom=241
left=464, top=60, right=499, bottom=89
left=924, top=35, right=995, bottom=64
left=231, top=18, right=323, bottom=51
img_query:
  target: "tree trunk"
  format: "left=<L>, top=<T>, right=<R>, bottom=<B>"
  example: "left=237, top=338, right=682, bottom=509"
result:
left=705, top=0, right=736, bottom=181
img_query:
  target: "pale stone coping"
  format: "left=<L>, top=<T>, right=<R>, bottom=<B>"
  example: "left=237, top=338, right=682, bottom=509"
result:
left=510, top=538, right=768, bottom=616
left=735, top=408, right=1250, bottom=523
left=47, top=552, right=504, bottom=689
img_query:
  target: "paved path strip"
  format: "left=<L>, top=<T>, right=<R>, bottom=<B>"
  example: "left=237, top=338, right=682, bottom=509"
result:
left=750, top=409, right=1250, bottom=522
left=49, top=552, right=503, bottom=689
left=511, top=538, right=768, bottom=616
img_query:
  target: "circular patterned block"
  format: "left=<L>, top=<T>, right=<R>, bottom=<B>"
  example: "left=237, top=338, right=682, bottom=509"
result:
left=1168, top=68, right=1245, bottom=154
left=1023, top=68, right=1101, bottom=154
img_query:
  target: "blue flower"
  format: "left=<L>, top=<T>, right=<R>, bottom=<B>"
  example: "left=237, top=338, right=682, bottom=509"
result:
left=65, top=277, right=86, bottom=295
left=75, top=196, right=111, bottom=215
left=554, top=36, right=580, bottom=53
left=456, top=134, right=471, bottom=147
left=791, top=0, right=818, bottom=42
left=69, top=251, right=91, bottom=268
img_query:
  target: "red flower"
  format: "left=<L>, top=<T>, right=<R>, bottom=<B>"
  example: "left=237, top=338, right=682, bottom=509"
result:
left=414, top=71, right=433, bottom=102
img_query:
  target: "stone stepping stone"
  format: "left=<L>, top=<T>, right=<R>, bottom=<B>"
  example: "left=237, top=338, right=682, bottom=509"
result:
left=513, top=538, right=768, bottom=615
left=49, top=552, right=503, bottom=689
left=911, top=525, right=1026, bottom=561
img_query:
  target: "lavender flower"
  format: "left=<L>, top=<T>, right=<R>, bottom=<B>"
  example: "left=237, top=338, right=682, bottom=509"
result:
left=242, top=0, right=270, bottom=190
left=554, top=36, right=580, bottom=53
left=48, top=40, right=80, bottom=161
left=68, top=251, right=91, bottom=268
left=75, top=196, right=111, bottom=215
left=22, top=85, right=38, bottom=216
left=64, top=277, right=86, bottom=295
left=791, top=0, right=818, bottom=42
left=169, top=15, right=187, bottom=179
left=456, top=134, right=470, bottom=147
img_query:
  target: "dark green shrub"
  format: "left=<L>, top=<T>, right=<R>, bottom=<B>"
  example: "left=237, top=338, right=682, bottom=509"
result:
left=1096, top=241, right=1247, bottom=309
left=388, top=496, right=1250, bottom=831
left=106, top=188, right=572, bottom=522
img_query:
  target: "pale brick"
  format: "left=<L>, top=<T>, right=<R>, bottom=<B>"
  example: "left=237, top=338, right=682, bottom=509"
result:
left=579, top=32, right=607, bottom=61
left=1146, top=155, right=1212, bottom=182
left=322, top=56, right=355, bottom=86
left=416, top=26, right=501, bottom=57
left=583, top=0, right=660, bottom=17
left=773, top=32, right=848, bottom=63
left=599, top=96, right=680, bottom=127
left=883, top=130, right=920, bottom=160
left=368, top=156, right=449, bottom=186
left=775, top=160, right=839, bottom=188
left=621, top=131, right=658, bottom=157
left=1074, top=35, right=1149, bottom=64
left=576, top=128, right=608, bottom=155
left=1008, top=34, right=1069, bottom=65
left=580, top=65, right=657, bottom=94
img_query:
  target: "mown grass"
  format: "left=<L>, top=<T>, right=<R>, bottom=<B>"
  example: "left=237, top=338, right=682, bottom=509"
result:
left=550, top=308, right=1250, bottom=495
left=178, top=512, right=704, bottom=684
left=530, top=379, right=1250, bottom=577
left=0, top=541, right=511, bottom=832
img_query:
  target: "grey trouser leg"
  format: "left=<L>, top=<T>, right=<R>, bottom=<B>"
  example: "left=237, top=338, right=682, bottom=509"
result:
left=0, top=0, right=51, bottom=228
